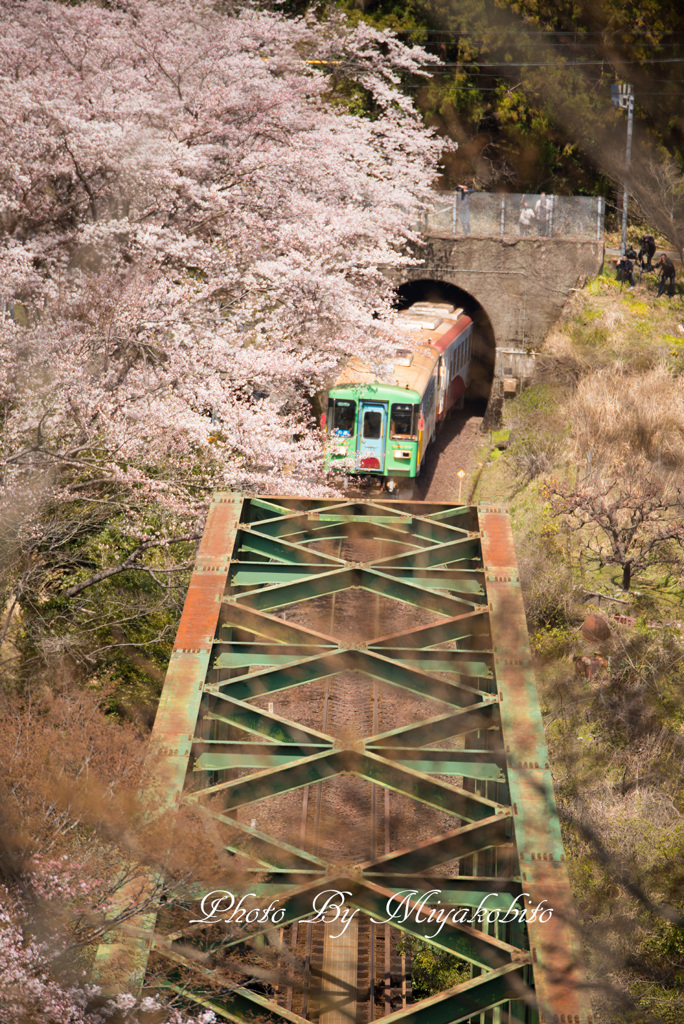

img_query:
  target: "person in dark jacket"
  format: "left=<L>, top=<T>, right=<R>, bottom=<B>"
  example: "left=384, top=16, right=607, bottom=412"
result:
left=638, top=234, right=656, bottom=271
left=657, top=254, right=676, bottom=297
left=615, top=254, right=635, bottom=288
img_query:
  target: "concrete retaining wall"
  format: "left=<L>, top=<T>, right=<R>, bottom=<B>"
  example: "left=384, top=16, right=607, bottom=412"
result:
left=386, top=234, right=605, bottom=357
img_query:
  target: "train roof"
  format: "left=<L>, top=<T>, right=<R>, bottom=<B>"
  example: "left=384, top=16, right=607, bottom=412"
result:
left=331, top=303, right=472, bottom=397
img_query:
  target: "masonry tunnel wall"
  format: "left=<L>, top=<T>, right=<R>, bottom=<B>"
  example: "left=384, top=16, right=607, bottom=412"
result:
left=388, top=234, right=604, bottom=422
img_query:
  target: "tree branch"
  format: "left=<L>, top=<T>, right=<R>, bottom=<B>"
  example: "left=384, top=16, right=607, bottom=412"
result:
left=63, top=533, right=201, bottom=598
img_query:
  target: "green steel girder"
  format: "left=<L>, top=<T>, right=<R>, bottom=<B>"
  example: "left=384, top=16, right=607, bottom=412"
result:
left=343, top=649, right=488, bottom=705
left=344, top=880, right=527, bottom=967
left=359, top=567, right=479, bottom=614
left=226, top=567, right=366, bottom=612
left=194, top=747, right=324, bottom=771
left=165, top=962, right=529, bottom=1024
left=360, top=877, right=522, bottom=906
left=203, top=701, right=331, bottom=746
left=370, top=500, right=476, bottom=532
left=190, top=747, right=504, bottom=822
left=226, top=566, right=479, bottom=618
left=198, top=875, right=525, bottom=969
left=196, top=806, right=327, bottom=870
left=214, top=642, right=335, bottom=669
left=372, top=513, right=473, bottom=547
left=213, top=648, right=489, bottom=707
left=236, top=527, right=345, bottom=566
left=249, top=497, right=296, bottom=517
left=243, top=515, right=344, bottom=541
left=162, top=982, right=311, bottom=1024
left=196, top=741, right=504, bottom=779
left=230, top=564, right=340, bottom=587
left=478, top=508, right=593, bottom=1021
left=424, top=505, right=474, bottom=524
left=375, top=536, right=481, bottom=570
left=219, top=603, right=338, bottom=646
left=353, top=751, right=505, bottom=821
left=371, top=964, right=529, bottom=1024
left=367, top=647, right=492, bottom=675
left=189, top=749, right=342, bottom=808
left=370, top=610, right=491, bottom=650
left=376, top=567, right=485, bottom=596
left=369, top=752, right=504, bottom=781
left=212, top=651, right=346, bottom=699
left=368, top=704, right=501, bottom=749
left=358, top=814, right=514, bottom=874
left=195, top=751, right=501, bottom=779
left=245, top=875, right=522, bottom=908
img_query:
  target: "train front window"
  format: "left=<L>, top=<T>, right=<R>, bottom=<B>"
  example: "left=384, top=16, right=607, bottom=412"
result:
left=390, top=403, right=415, bottom=438
left=330, top=399, right=356, bottom=436
left=362, top=410, right=382, bottom=440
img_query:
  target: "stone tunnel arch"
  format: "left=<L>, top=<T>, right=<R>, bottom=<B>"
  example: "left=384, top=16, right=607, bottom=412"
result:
left=394, top=278, right=496, bottom=413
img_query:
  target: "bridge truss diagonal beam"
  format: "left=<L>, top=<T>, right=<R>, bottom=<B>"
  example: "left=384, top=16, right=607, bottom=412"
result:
left=92, top=493, right=593, bottom=1024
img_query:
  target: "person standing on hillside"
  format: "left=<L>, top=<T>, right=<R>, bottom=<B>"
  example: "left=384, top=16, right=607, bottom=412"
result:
left=657, top=254, right=676, bottom=297
left=535, top=192, right=551, bottom=236
left=615, top=254, right=635, bottom=288
left=638, top=233, right=656, bottom=271
left=519, top=197, right=536, bottom=236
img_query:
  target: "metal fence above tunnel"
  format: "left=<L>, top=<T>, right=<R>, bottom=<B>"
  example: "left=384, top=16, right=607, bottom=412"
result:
left=417, top=193, right=605, bottom=241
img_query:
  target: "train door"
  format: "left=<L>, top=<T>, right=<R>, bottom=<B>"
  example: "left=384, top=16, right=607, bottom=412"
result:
left=437, top=355, right=448, bottom=419
left=356, top=401, right=387, bottom=470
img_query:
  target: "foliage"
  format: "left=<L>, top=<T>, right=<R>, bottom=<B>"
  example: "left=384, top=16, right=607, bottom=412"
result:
left=504, top=383, right=568, bottom=482
left=396, top=936, right=470, bottom=997
left=567, top=365, right=684, bottom=478
left=0, top=684, right=225, bottom=1022
left=334, top=0, right=684, bottom=207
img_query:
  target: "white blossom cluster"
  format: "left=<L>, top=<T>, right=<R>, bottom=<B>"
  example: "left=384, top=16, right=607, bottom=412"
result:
left=0, top=0, right=444, bottom=508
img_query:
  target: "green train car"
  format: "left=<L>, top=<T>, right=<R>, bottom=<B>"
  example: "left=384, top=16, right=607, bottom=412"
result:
left=322, top=302, right=473, bottom=491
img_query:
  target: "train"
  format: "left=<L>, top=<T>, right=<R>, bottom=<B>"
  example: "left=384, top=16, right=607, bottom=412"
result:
left=322, top=302, right=473, bottom=492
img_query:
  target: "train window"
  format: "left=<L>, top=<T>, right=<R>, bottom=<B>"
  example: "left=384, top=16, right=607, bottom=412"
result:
left=390, top=403, right=415, bottom=438
left=330, top=399, right=356, bottom=436
left=362, top=410, right=382, bottom=439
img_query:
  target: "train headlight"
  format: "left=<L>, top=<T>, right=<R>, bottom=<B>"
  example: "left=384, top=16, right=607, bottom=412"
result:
left=330, top=445, right=349, bottom=456
left=393, top=450, right=411, bottom=460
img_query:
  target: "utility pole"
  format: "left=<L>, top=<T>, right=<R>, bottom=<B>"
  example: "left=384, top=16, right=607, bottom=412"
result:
left=611, top=83, right=634, bottom=254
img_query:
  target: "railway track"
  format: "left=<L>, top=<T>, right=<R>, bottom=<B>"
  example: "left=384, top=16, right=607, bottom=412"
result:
left=93, top=493, right=594, bottom=1024
left=273, top=532, right=415, bottom=1023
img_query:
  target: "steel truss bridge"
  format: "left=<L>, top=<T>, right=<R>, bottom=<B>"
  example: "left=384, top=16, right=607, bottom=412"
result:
left=94, top=494, right=593, bottom=1024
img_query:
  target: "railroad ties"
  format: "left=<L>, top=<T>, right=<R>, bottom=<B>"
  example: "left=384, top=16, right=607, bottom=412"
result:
left=92, top=493, right=593, bottom=1024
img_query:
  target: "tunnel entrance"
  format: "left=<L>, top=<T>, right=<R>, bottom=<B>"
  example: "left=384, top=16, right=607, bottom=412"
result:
left=394, top=279, right=495, bottom=413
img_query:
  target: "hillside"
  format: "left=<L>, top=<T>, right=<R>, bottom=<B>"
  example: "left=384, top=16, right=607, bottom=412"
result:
left=453, top=266, right=684, bottom=1023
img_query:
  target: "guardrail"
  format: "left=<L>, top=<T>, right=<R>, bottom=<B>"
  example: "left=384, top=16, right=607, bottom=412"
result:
left=417, top=192, right=605, bottom=240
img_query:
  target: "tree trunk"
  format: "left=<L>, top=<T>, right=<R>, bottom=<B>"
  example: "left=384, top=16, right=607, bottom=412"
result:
left=622, top=560, right=632, bottom=591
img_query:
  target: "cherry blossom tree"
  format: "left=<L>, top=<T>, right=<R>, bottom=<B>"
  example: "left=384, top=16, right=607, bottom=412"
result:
left=0, top=0, right=441, bottom=500
left=0, top=0, right=444, bottom=665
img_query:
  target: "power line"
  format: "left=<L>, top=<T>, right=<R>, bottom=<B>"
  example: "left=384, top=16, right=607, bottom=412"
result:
left=435, top=57, right=684, bottom=67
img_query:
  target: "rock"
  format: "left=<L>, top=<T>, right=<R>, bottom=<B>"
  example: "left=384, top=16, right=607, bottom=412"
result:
left=581, top=612, right=611, bottom=643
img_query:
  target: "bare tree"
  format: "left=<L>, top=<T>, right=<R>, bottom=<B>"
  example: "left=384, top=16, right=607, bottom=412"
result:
left=545, top=477, right=684, bottom=591
left=629, top=152, right=684, bottom=263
